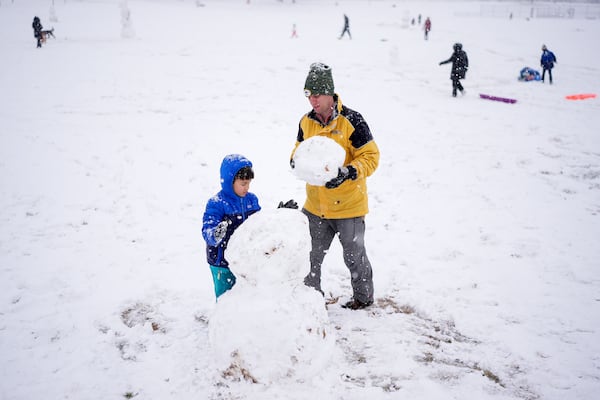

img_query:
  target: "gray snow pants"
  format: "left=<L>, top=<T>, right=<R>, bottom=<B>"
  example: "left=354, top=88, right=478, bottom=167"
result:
left=303, top=210, right=374, bottom=304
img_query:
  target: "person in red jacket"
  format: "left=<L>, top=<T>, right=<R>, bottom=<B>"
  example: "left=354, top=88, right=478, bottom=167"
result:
left=424, top=17, right=431, bottom=40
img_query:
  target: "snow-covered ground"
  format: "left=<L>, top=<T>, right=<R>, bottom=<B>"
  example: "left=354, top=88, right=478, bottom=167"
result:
left=1, top=1, right=599, bottom=399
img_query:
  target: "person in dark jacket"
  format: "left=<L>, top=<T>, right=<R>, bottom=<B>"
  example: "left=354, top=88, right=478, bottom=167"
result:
left=202, top=154, right=261, bottom=299
left=540, top=44, right=557, bottom=84
left=439, top=42, right=469, bottom=97
left=32, top=16, right=43, bottom=48
left=339, top=14, right=351, bottom=40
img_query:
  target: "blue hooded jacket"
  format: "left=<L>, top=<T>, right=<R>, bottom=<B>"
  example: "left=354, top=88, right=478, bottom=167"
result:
left=202, top=154, right=261, bottom=267
left=541, top=49, right=556, bottom=70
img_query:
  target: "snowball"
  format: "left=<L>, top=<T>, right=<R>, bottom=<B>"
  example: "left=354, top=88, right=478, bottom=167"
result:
left=227, top=209, right=310, bottom=286
left=208, top=283, right=334, bottom=384
left=292, top=136, right=346, bottom=186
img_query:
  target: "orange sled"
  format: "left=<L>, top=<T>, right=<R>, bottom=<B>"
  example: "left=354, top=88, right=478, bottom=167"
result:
left=565, top=93, right=596, bottom=100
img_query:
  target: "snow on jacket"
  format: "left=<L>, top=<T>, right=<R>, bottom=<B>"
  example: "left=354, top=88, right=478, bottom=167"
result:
left=291, top=94, right=380, bottom=219
left=541, top=50, right=557, bottom=70
left=440, top=50, right=469, bottom=79
left=202, top=154, right=261, bottom=267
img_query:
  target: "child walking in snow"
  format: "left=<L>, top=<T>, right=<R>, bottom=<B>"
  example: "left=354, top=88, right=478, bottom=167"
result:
left=424, top=17, right=431, bottom=40
left=202, top=154, right=261, bottom=299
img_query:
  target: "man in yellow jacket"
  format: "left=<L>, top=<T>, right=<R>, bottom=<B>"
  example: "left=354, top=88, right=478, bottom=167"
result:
left=291, top=62, right=380, bottom=310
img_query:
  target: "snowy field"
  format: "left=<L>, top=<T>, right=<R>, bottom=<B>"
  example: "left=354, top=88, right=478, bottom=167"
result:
left=1, top=0, right=599, bottom=399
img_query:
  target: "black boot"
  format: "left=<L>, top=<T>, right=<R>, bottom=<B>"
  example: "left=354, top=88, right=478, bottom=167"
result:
left=342, top=298, right=373, bottom=310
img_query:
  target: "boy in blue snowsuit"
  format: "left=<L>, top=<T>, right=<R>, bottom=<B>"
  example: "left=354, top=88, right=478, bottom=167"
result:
left=202, top=154, right=261, bottom=299
left=540, top=44, right=557, bottom=84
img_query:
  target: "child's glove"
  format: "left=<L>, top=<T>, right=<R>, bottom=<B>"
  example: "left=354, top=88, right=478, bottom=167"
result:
left=214, top=220, right=230, bottom=244
left=278, top=199, right=298, bottom=209
left=325, top=165, right=357, bottom=189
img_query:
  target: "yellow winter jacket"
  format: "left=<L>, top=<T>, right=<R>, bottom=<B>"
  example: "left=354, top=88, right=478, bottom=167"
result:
left=291, top=95, right=380, bottom=219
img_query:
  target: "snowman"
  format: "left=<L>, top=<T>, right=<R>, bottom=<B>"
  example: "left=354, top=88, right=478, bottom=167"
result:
left=208, top=137, right=345, bottom=383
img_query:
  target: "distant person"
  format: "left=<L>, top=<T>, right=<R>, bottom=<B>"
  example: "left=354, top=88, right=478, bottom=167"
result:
left=519, top=67, right=541, bottom=82
left=418, top=14, right=422, bottom=24
left=540, top=44, right=557, bottom=84
left=424, top=17, right=431, bottom=40
left=291, top=23, right=298, bottom=38
left=439, top=42, right=469, bottom=97
left=32, top=16, right=43, bottom=48
left=339, top=14, right=351, bottom=40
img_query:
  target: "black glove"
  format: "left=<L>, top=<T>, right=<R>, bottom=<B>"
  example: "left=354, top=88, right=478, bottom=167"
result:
left=325, top=165, right=357, bottom=189
left=278, top=199, right=298, bottom=209
left=290, top=159, right=295, bottom=169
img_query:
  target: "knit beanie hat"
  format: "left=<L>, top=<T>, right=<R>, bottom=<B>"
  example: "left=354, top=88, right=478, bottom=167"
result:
left=304, top=62, right=335, bottom=97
